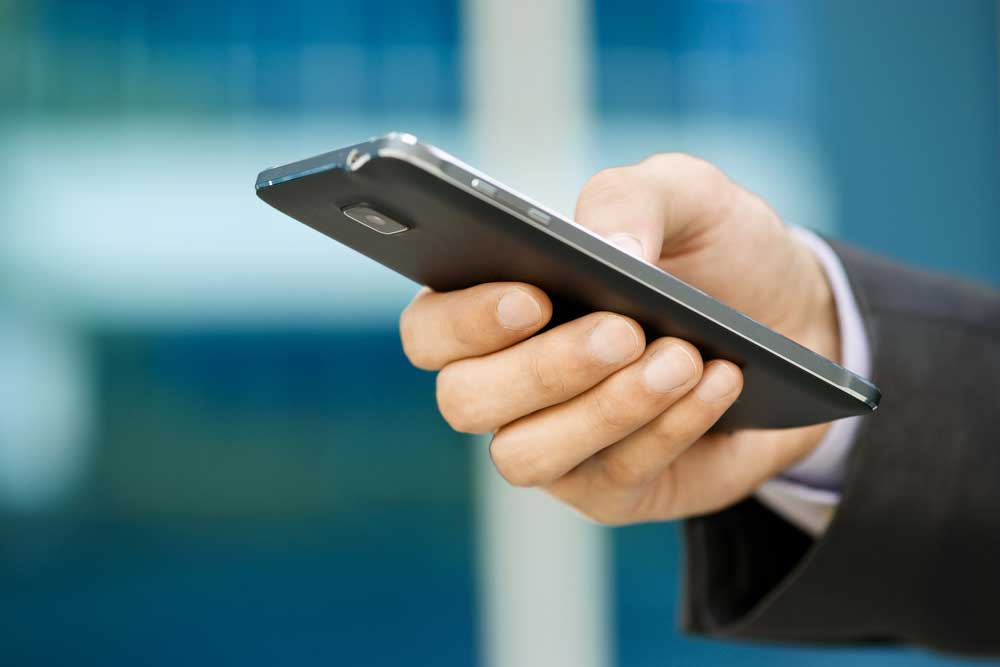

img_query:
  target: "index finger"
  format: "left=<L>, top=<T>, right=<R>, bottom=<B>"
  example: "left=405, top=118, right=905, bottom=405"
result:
left=399, top=282, right=553, bottom=370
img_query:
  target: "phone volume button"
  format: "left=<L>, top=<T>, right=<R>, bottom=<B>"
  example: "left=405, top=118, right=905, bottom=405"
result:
left=527, top=208, right=551, bottom=225
left=471, top=178, right=497, bottom=197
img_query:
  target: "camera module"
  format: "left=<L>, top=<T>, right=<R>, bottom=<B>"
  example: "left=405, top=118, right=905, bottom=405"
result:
left=342, top=205, right=410, bottom=235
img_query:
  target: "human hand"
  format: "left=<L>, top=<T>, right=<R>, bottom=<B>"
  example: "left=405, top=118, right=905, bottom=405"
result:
left=399, top=154, right=839, bottom=524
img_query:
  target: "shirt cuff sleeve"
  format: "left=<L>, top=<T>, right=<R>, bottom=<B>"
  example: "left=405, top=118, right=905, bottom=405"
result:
left=754, top=226, right=873, bottom=537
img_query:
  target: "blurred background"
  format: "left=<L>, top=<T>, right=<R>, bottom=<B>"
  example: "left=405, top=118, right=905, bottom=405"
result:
left=1, top=0, right=998, bottom=665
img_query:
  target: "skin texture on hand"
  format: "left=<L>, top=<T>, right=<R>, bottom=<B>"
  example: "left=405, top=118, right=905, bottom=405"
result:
left=398, top=153, right=841, bottom=526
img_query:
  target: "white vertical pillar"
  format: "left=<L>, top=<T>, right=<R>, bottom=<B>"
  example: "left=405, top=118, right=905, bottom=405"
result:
left=0, top=317, right=93, bottom=511
left=463, top=2, right=611, bottom=667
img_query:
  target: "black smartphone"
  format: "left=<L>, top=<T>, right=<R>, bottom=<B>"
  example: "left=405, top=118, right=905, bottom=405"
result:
left=255, top=132, right=880, bottom=430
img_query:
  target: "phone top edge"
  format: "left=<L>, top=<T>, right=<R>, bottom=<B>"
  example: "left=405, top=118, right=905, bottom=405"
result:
left=256, top=132, right=882, bottom=410
left=255, top=132, right=418, bottom=192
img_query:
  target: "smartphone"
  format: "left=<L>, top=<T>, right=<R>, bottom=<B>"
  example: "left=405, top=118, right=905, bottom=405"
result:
left=255, top=132, right=880, bottom=430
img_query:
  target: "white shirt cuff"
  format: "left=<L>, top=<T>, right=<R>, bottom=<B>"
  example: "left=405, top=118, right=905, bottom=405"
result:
left=754, top=227, right=873, bottom=537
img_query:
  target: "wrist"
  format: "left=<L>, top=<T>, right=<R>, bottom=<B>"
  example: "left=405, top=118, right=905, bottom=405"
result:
left=776, top=229, right=843, bottom=457
left=789, top=230, right=841, bottom=366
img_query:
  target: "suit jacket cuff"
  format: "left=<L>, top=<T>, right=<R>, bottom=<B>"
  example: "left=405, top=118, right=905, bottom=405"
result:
left=680, top=240, right=1000, bottom=654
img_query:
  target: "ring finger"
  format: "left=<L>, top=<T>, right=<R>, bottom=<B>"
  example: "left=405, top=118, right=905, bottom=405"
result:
left=547, top=359, right=743, bottom=520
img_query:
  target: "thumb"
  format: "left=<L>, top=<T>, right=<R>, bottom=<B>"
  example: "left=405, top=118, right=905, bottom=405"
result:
left=573, top=153, right=732, bottom=263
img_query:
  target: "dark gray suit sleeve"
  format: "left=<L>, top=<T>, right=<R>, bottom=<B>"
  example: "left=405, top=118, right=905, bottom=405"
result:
left=680, top=241, right=1000, bottom=655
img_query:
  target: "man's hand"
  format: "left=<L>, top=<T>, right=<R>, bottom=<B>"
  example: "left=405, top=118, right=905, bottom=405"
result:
left=398, top=153, right=840, bottom=525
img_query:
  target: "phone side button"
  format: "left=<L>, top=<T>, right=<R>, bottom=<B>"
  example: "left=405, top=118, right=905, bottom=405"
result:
left=471, top=178, right=498, bottom=197
left=527, top=207, right=551, bottom=225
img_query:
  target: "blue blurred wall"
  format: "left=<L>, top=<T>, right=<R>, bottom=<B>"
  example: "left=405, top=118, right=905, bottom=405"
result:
left=813, top=1, right=1000, bottom=285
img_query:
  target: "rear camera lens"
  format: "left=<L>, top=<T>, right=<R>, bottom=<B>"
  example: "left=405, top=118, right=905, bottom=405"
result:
left=342, top=204, right=410, bottom=235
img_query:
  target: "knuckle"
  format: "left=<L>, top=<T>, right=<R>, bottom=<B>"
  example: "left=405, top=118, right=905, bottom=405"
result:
left=635, top=466, right=682, bottom=521
left=526, top=340, right=568, bottom=398
left=649, top=396, right=712, bottom=445
left=435, top=365, right=488, bottom=433
left=489, top=432, right=549, bottom=487
left=648, top=411, right=683, bottom=442
left=597, top=451, right=650, bottom=488
left=577, top=167, right=635, bottom=208
left=585, top=385, right=635, bottom=434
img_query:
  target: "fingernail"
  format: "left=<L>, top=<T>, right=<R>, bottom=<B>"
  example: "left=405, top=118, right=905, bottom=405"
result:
left=643, top=344, right=697, bottom=393
left=588, top=317, right=640, bottom=364
left=696, top=363, right=738, bottom=402
left=496, top=289, right=542, bottom=330
left=608, top=233, right=645, bottom=259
